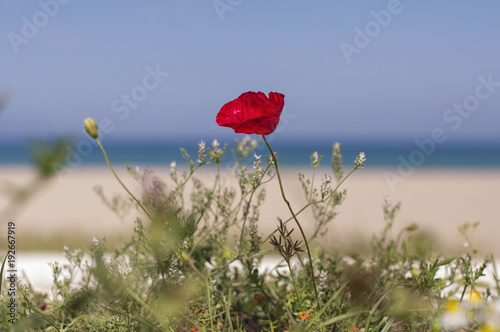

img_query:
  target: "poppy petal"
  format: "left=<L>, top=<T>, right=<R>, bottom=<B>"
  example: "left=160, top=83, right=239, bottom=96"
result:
left=216, top=91, right=285, bottom=135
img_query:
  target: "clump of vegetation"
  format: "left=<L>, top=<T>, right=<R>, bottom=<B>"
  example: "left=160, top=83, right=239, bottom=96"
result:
left=1, top=130, right=498, bottom=331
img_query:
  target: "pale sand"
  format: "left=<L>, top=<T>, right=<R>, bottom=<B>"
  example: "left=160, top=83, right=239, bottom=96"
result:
left=1, top=165, right=499, bottom=254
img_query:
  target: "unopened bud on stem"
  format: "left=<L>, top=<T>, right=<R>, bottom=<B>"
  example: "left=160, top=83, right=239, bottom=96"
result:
left=405, top=223, right=419, bottom=232
left=84, top=117, right=98, bottom=139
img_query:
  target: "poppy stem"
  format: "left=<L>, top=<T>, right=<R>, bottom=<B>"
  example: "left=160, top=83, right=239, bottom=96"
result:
left=262, top=135, right=320, bottom=305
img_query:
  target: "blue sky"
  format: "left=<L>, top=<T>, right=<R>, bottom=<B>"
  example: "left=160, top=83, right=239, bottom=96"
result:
left=1, top=0, right=499, bottom=145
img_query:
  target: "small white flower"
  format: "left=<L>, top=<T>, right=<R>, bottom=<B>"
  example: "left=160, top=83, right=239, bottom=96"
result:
left=320, top=174, right=333, bottom=198
left=209, top=139, right=224, bottom=162
left=204, top=261, right=215, bottom=271
left=197, top=140, right=207, bottom=163
left=250, top=139, right=258, bottom=150
left=440, top=299, right=468, bottom=331
left=253, top=153, right=263, bottom=171
left=353, top=151, right=366, bottom=169
left=312, top=151, right=319, bottom=162
left=310, top=151, right=322, bottom=169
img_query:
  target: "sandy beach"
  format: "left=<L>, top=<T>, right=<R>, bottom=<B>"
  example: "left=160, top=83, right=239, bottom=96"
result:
left=1, top=165, right=499, bottom=254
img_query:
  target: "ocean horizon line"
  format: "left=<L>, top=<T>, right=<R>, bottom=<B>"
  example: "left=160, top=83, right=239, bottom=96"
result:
left=1, top=139, right=499, bottom=169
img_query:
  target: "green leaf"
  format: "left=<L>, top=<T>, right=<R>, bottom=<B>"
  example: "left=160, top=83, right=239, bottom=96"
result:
left=436, top=257, right=456, bottom=267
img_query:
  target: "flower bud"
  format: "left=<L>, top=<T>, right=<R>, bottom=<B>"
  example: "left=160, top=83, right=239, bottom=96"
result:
left=84, top=117, right=98, bottom=139
left=405, top=222, right=419, bottom=232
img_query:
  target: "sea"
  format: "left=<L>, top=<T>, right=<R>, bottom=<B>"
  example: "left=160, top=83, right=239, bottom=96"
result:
left=0, top=138, right=499, bottom=169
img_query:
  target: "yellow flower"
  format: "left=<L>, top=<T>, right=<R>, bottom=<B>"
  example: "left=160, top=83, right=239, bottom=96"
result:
left=445, top=299, right=461, bottom=313
left=441, top=299, right=467, bottom=330
left=479, top=322, right=500, bottom=332
left=469, top=287, right=482, bottom=305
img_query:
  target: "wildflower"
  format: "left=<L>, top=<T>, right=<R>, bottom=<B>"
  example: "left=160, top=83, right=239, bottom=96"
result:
left=349, top=325, right=359, bottom=330
left=299, top=311, right=310, bottom=320
left=253, top=153, right=263, bottom=172
left=310, top=151, right=322, bottom=169
left=479, top=322, right=500, bottom=332
left=197, top=140, right=207, bottom=164
left=169, top=161, right=178, bottom=182
left=254, top=295, right=263, bottom=303
left=83, top=117, right=98, bottom=139
left=142, top=170, right=166, bottom=206
left=318, top=269, right=328, bottom=296
left=234, top=135, right=259, bottom=160
left=91, top=235, right=99, bottom=247
left=332, top=142, right=343, bottom=182
left=267, top=152, right=278, bottom=166
left=270, top=219, right=304, bottom=263
left=191, top=327, right=199, bottom=332
left=216, top=91, right=285, bottom=135
left=209, top=139, right=224, bottom=162
left=353, top=151, right=366, bottom=169
left=440, top=299, right=467, bottom=331
left=252, top=153, right=264, bottom=186
left=468, top=286, right=482, bottom=306
left=320, top=174, right=332, bottom=199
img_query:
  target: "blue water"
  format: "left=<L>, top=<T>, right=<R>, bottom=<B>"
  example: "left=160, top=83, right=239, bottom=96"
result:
left=0, top=139, right=499, bottom=169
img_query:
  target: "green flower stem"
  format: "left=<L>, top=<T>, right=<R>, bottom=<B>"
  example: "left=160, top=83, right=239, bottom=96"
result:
left=96, top=138, right=152, bottom=220
left=286, top=259, right=304, bottom=312
left=262, top=135, right=320, bottom=304
left=309, top=167, right=316, bottom=202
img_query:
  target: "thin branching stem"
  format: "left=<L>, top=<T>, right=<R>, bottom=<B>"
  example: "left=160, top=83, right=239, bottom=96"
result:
left=262, top=135, right=320, bottom=305
left=285, top=258, right=304, bottom=312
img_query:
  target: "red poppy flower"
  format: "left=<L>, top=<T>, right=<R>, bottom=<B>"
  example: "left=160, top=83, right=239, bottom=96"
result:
left=216, top=91, right=285, bottom=135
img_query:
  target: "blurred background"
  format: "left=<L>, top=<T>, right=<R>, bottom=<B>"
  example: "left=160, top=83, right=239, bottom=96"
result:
left=1, top=0, right=499, bottom=165
left=0, top=1, right=499, bottom=254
